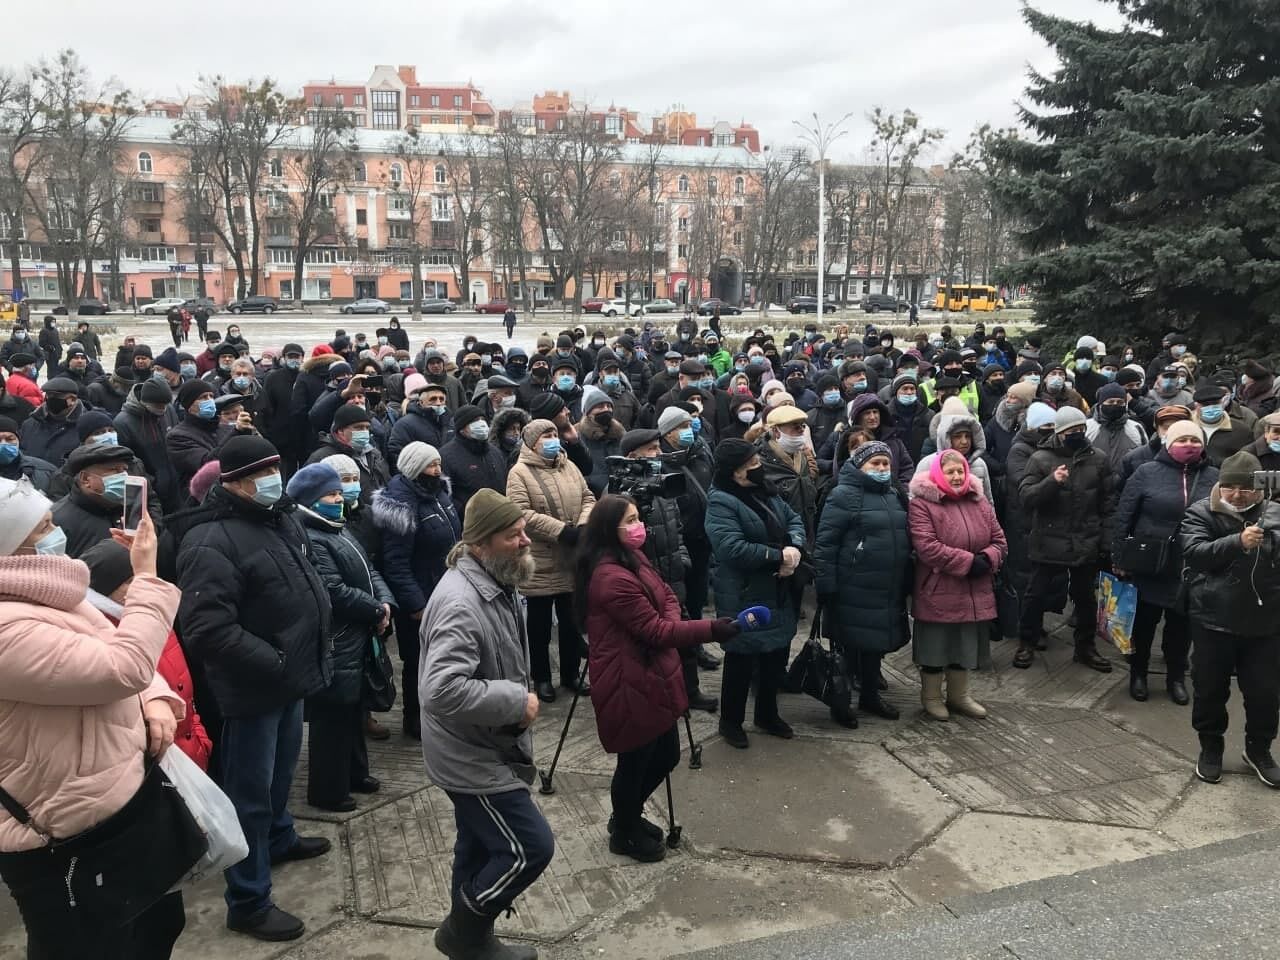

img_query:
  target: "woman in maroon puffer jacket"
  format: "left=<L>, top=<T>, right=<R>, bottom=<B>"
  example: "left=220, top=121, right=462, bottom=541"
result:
left=908, top=450, right=1007, bottom=723
left=575, top=494, right=738, bottom=863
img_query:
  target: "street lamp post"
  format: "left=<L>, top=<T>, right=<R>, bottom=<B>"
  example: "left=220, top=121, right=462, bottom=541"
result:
left=793, top=112, right=852, bottom=305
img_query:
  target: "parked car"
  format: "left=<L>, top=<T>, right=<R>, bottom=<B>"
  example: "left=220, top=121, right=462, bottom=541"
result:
left=642, top=298, right=677, bottom=313
left=420, top=298, right=458, bottom=314
left=475, top=299, right=511, bottom=314
left=582, top=297, right=608, bottom=313
left=181, top=297, right=218, bottom=314
left=602, top=298, right=645, bottom=318
left=787, top=296, right=837, bottom=315
left=860, top=293, right=912, bottom=314
left=51, top=298, right=111, bottom=316
left=342, top=297, right=389, bottom=315
left=226, top=295, right=279, bottom=314
left=917, top=298, right=937, bottom=312
left=143, top=297, right=188, bottom=315
left=696, top=298, right=742, bottom=316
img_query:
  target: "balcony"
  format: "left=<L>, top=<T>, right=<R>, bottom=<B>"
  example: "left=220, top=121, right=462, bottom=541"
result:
left=134, top=199, right=165, bottom=216
left=386, top=207, right=410, bottom=221
left=138, top=231, right=164, bottom=244
left=386, top=236, right=412, bottom=248
left=266, top=232, right=294, bottom=248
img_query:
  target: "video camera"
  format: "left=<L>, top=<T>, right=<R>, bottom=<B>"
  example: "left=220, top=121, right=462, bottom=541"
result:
left=606, top=454, right=686, bottom=503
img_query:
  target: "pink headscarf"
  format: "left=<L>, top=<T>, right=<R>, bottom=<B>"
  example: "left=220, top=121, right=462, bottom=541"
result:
left=930, top=449, right=971, bottom=499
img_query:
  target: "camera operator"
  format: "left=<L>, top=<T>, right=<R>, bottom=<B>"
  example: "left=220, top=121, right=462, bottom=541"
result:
left=615, top=430, right=718, bottom=712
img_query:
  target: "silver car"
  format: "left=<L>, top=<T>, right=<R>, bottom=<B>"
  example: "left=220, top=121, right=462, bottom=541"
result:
left=420, top=298, right=458, bottom=314
left=342, top=298, right=389, bottom=315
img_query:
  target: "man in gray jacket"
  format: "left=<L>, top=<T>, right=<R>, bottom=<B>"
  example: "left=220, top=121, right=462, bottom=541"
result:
left=420, top=487, right=550, bottom=960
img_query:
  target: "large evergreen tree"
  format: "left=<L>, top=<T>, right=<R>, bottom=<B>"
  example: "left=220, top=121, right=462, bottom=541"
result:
left=996, top=1, right=1280, bottom=358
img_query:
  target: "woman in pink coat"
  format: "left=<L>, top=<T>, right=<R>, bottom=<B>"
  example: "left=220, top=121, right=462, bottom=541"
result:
left=908, top=450, right=1008, bottom=721
left=0, top=478, right=187, bottom=958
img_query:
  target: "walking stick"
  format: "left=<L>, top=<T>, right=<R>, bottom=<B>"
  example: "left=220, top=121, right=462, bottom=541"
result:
left=664, top=775, right=682, bottom=849
left=682, top=711, right=703, bottom=770
left=537, top=659, right=590, bottom=796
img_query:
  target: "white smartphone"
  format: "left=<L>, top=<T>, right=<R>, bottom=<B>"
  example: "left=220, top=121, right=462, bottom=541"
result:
left=121, top=476, right=148, bottom=534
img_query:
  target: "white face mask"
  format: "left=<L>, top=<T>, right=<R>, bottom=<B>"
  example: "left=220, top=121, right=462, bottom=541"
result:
left=776, top=433, right=806, bottom=454
left=1218, top=496, right=1259, bottom=514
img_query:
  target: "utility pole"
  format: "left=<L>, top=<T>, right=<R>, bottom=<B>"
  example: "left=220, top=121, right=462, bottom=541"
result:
left=793, top=112, right=852, bottom=304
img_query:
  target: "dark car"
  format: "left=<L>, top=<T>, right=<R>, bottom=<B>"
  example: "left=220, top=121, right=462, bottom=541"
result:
left=420, top=298, right=458, bottom=314
left=475, top=299, right=510, bottom=315
left=52, top=298, right=111, bottom=316
left=227, top=295, right=279, bottom=314
left=181, top=297, right=219, bottom=314
left=696, top=298, right=742, bottom=316
left=860, top=293, right=912, bottom=314
left=788, top=296, right=837, bottom=315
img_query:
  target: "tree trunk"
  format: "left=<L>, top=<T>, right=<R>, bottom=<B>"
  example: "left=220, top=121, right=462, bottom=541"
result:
left=293, top=255, right=305, bottom=309
left=8, top=236, right=21, bottom=293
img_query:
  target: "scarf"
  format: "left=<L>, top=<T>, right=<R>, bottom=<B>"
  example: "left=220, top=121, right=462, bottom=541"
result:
left=929, top=451, right=971, bottom=499
left=0, top=555, right=91, bottom=611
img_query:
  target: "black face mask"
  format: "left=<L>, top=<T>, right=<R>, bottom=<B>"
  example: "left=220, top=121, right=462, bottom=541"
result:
left=1062, top=432, right=1087, bottom=451
left=745, top=465, right=766, bottom=487
left=499, top=433, right=519, bottom=451
left=592, top=411, right=613, bottom=429
left=1099, top=404, right=1127, bottom=423
left=530, top=368, right=548, bottom=381
left=45, top=396, right=70, bottom=415
left=944, top=367, right=963, bottom=380
left=508, top=362, right=528, bottom=379
left=416, top=475, right=443, bottom=496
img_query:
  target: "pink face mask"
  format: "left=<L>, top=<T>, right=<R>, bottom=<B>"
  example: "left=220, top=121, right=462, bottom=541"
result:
left=621, top=521, right=647, bottom=549
left=1168, top=443, right=1202, bottom=464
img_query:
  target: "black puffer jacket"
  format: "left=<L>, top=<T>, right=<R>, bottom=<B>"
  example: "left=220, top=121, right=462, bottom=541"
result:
left=661, top=436, right=713, bottom=546
left=175, top=485, right=332, bottom=717
left=85, top=376, right=131, bottom=417
left=113, top=385, right=181, bottom=512
left=1019, top=433, right=1115, bottom=566
left=1181, top=490, right=1280, bottom=636
left=52, top=476, right=166, bottom=559
left=641, top=493, right=691, bottom=601
left=576, top=414, right=624, bottom=497
left=258, top=364, right=300, bottom=453
left=290, top=353, right=341, bottom=456
left=440, top=433, right=511, bottom=513
left=0, top=452, right=57, bottom=493
left=388, top=403, right=454, bottom=469
left=307, top=434, right=391, bottom=508
left=298, top=507, right=395, bottom=705
left=18, top=403, right=88, bottom=467
left=370, top=474, right=461, bottom=615
left=166, top=414, right=235, bottom=493
left=1113, top=449, right=1217, bottom=608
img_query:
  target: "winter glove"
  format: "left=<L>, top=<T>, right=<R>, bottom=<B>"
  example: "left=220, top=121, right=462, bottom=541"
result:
left=557, top=524, right=580, bottom=547
left=967, top=552, right=992, bottom=578
left=709, top=617, right=741, bottom=643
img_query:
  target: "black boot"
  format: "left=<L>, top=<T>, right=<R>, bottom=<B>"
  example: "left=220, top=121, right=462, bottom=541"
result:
left=1244, top=740, right=1280, bottom=789
left=1129, top=672, right=1148, bottom=702
left=435, top=905, right=538, bottom=960
left=1167, top=677, right=1189, bottom=706
left=830, top=704, right=859, bottom=729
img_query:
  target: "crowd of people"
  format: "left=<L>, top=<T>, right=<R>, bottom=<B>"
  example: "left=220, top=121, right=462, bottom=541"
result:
left=1, top=309, right=1279, bottom=960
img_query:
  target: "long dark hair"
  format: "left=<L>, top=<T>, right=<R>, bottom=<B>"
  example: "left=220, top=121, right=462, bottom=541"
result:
left=573, top=493, right=638, bottom=629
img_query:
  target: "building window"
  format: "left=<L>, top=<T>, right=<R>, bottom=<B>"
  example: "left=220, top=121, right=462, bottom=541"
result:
left=707, top=176, right=718, bottom=196
left=387, top=222, right=411, bottom=240
left=734, top=205, right=743, bottom=222
left=140, top=217, right=161, bottom=233
left=431, top=114, right=442, bottom=124
left=677, top=243, right=687, bottom=260
left=356, top=208, right=367, bottom=225
left=410, top=94, right=420, bottom=107
left=809, top=250, right=817, bottom=266
left=389, top=163, right=402, bottom=185
left=137, top=152, right=152, bottom=173
left=605, top=115, right=622, bottom=135
left=430, top=94, right=440, bottom=107
left=434, top=164, right=446, bottom=185
left=678, top=216, right=689, bottom=231
left=269, top=219, right=291, bottom=237
left=734, top=176, right=745, bottom=196
left=409, top=114, right=421, bottom=128
left=268, top=156, right=282, bottom=178
left=537, top=118, right=546, bottom=131
left=136, top=183, right=162, bottom=203
left=312, top=93, right=322, bottom=106
left=196, top=247, right=215, bottom=264
left=318, top=192, right=333, bottom=210
left=335, top=93, right=344, bottom=107
left=432, top=195, right=452, bottom=221
left=389, top=194, right=409, bottom=213
left=677, top=175, right=688, bottom=193
left=453, top=94, right=463, bottom=107
left=454, top=113, right=463, bottom=125
left=354, top=162, right=366, bottom=182
left=353, top=94, right=364, bottom=106
left=139, top=246, right=176, bottom=262
left=611, top=229, right=624, bottom=243
left=733, top=230, right=742, bottom=245
left=373, top=110, right=398, bottom=130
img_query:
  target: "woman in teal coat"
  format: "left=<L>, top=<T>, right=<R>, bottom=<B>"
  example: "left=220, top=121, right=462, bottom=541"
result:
left=705, top=438, right=806, bottom=750
left=814, top=440, right=912, bottom=728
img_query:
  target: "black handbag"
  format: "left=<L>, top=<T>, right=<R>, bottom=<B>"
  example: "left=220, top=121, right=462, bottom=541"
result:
left=0, top=758, right=207, bottom=928
left=362, top=632, right=397, bottom=713
left=1116, top=535, right=1174, bottom=577
left=783, top=607, right=851, bottom=708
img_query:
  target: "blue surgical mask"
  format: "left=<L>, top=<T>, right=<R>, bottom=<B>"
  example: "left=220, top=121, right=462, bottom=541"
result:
left=34, top=525, right=67, bottom=555
left=429, top=404, right=447, bottom=417
left=1101, top=369, right=1116, bottom=381
left=285, top=358, right=302, bottom=371
left=92, top=431, right=118, bottom=446
left=868, top=469, right=892, bottom=484
left=378, top=336, right=388, bottom=346
left=823, top=390, right=842, bottom=406
left=349, top=428, right=372, bottom=450
left=313, top=500, right=345, bottom=520
left=1025, top=375, right=1041, bottom=387
left=540, top=437, right=562, bottom=459
left=152, top=371, right=168, bottom=383
left=897, top=394, right=917, bottom=407
left=1177, top=376, right=1188, bottom=389
left=1075, top=359, right=1092, bottom=372
left=556, top=374, right=575, bottom=391
left=735, top=363, right=746, bottom=373
left=100, top=471, right=128, bottom=503
left=341, top=480, right=361, bottom=503
left=180, top=362, right=198, bottom=378
left=252, top=472, right=283, bottom=506
left=467, top=420, right=491, bottom=441
left=805, top=332, right=817, bottom=342
left=750, top=355, right=764, bottom=366
left=0, top=442, right=18, bottom=464
left=398, top=359, right=411, bottom=370
left=699, top=377, right=715, bottom=390
left=666, top=364, right=680, bottom=375
left=1199, top=405, right=1224, bottom=424
left=196, top=398, right=217, bottom=420
left=1270, top=441, right=1280, bottom=455
left=233, top=375, right=251, bottom=390
left=1046, top=376, right=1064, bottom=391
left=677, top=427, right=695, bottom=447
left=1160, top=377, right=1177, bottom=391
left=603, top=374, right=620, bottom=389
left=899, top=369, right=918, bottom=381
left=691, top=417, right=702, bottom=434
left=851, top=380, right=868, bottom=393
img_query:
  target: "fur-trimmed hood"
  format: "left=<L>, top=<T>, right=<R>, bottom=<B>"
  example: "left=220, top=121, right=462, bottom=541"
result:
left=370, top=476, right=454, bottom=536
left=491, top=406, right=531, bottom=439
left=303, top=352, right=342, bottom=374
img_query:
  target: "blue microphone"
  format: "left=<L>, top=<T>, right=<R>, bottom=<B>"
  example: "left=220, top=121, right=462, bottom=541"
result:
left=736, top=606, right=772, bottom=631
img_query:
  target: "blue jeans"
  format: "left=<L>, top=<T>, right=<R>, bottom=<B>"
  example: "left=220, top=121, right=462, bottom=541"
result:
left=447, top=789, right=554, bottom=917
left=220, top=700, right=304, bottom=919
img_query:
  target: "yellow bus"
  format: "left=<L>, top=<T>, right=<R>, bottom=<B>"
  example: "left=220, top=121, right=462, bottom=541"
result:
left=0, top=293, right=17, bottom=324
left=934, top=284, right=1005, bottom=312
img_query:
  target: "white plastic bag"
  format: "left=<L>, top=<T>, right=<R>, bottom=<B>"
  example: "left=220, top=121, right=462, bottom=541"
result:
left=160, top=747, right=248, bottom=887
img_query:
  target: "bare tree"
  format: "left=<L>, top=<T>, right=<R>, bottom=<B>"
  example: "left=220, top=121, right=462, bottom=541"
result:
left=173, top=77, right=295, bottom=298
left=490, top=126, right=533, bottom=310
left=281, top=108, right=356, bottom=306
left=172, top=105, right=219, bottom=299
left=437, top=132, right=495, bottom=305
left=386, top=128, right=442, bottom=317
left=743, top=150, right=812, bottom=313
left=866, top=108, right=944, bottom=295
left=0, top=68, right=42, bottom=294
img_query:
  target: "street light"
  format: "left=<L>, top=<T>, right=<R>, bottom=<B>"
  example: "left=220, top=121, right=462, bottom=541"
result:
left=793, top=112, right=852, bottom=306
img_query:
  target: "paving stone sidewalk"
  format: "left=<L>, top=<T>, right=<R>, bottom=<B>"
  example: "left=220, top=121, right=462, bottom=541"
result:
left=4, top=612, right=1277, bottom=960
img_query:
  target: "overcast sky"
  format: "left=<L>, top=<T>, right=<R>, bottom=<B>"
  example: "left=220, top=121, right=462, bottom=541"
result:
left=14, top=0, right=1122, bottom=160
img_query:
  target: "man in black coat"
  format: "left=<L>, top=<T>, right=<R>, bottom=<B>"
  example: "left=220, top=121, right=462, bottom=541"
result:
left=51, top=442, right=164, bottom=557
left=175, top=436, right=333, bottom=942
left=439, top=405, right=511, bottom=513
left=307, top=402, right=391, bottom=509
left=1016, top=406, right=1115, bottom=674
left=167, top=379, right=241, bottom=493
left=258, top=342, right=305, bottom=479
left=112, top=378, right=182, bottom=513
left=18, top=377, right=90, bottom=467
left=290, top=351, right=342, bottom=458
left=388, top=382, right=454, bottom=469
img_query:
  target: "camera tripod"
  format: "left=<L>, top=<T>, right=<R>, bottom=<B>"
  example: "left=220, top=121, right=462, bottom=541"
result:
left=537, top=659, right=702, bottom=850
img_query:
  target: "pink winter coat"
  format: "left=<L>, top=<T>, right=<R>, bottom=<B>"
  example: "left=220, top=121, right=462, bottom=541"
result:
left=907, top=472, right=1008, bottom=624
left=0, top=555, right=182, bottom=852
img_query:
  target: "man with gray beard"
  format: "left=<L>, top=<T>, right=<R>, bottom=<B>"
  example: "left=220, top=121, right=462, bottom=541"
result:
left=420, top=487, right=551, bottom=960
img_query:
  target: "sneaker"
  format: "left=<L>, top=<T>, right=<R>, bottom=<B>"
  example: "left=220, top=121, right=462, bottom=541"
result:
left=227, top=906, right=305, bottom=942
left=718, top=722, right=749, bottom=749
left=270, top=835, right=331, bottom=866
left=1195, top=749, right=1223, bottom=784
left=1243, top=746, right=1280, bottom=788
left=609, top=825, right=667, bottom=862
